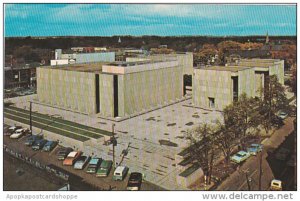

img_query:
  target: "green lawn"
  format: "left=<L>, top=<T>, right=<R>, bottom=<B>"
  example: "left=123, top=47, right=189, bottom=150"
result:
left=8, top=106, right=113, bottom=136
left=4, top=113, right=89, bottom=142
left=4, top=108, right=102, bottom=139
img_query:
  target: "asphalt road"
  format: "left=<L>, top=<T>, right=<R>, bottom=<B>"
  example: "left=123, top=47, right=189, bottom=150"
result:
left=217, top=117, right=296, bottom=191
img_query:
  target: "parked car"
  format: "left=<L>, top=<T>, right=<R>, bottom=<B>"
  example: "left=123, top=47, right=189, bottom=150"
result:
left=275, top=147, right=290, bottom=161
left=277, top=111, right=288, bottom=120
left=247, top=144, right=263, bottom=156
left=57, top=147, right=73, bottom=160
left=113, top=166, right=129, bottom=181
left=86, top=158, right=102, bottom=173
left=272, top=116, right=284, bottom=128
left=10, top=128, right=27, bottom=139
left=270, top=179, right=282, bottom=190
left=230, top=151, right=251, bottom=164
left=24, top=135, right=43, bottom=146
left=42, top=141, right=58, bottom=152
left=127, top=172, right=143, bottom=191
left=74, top=155, right=90, bottom=170
left=5, top=126, right=22, bottom=136
left=32, top=139, right=48, bottom=151
left=96, top=160, right=112, bottom=177
left=63, top=151, right=82, bottom=166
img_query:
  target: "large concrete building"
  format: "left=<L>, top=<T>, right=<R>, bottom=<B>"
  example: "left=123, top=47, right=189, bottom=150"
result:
left=193, top=66, right=255, bottom=111
left=193, top=59, right=284, bottom=111
left=37, top=59, right=185, bottom=117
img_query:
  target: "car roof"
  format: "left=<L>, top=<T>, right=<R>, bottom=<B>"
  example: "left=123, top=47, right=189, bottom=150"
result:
left=115, top=166, right=127, bottom=173
left=45, top=141, right=55, bottom=145
left=272, top=179, right=282, bottom=184
left=89, top=158, right=100, bottom=164
left=130, top=172, right=142, bottom=176
left=237, top=151, right=248, bottom=154
left=68, top=151, right=78, bottom=157
left=101, top=160, right=112, bottom=167
left=15, top=128, right=24, bottom=132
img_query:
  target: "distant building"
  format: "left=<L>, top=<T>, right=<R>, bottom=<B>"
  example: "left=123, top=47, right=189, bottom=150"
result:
left=50, top=49, right=115, bottom=66
left=5, top=64, right=37, bottom=89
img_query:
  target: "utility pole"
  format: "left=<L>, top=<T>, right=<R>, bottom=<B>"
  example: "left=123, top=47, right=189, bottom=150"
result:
left=258, top=151, right=263, bottom=190
left=245, top=171, right=251, bottom=191
left=242, top=169, right=251, bottom=190
left=29, top=101, right=32, bottom=133
left=111, top=123, right=117, bottom=169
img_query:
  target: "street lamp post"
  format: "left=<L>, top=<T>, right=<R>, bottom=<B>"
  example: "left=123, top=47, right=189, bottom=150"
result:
left=29, top=101, right=32, bottom=133
left=111, top=123, right=117, bottom=169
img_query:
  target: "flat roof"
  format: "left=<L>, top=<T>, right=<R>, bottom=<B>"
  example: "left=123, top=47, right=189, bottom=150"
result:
left=106, top=59, right=175, bottom=67
left=40, top=62, right=106, bottom=73
left=199, top=65, right=251, bottom=72
left=240, top=58, right=281, bottom=63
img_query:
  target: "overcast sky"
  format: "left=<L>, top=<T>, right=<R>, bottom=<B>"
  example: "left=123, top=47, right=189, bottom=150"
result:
left=4, top=4, right=297, bottom=37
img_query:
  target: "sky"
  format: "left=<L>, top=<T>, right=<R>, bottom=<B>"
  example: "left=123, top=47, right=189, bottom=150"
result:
left=4, top=4, right=297, bottom=37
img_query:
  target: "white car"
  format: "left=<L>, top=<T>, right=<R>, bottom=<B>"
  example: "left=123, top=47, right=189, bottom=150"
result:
left=230, top=151, right=251, bottom=164
left=10, top=128, right=26, bottom=139
left=277, top=111, right=288, bottom=120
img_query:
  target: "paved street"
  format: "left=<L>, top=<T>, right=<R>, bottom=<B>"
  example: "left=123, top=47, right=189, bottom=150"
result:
left=217, top=117, right=296, bottom=190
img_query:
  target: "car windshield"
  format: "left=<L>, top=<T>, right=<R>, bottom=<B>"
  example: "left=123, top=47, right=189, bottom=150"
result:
left=236, top=153, right=244, bottom=157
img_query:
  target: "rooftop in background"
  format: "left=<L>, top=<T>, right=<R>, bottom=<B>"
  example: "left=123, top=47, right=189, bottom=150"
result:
left=240, top=58, right=281, bottom=63
left=106, top=59, right=175, bottom=67
left=40, top=62, right=106, bottom=73
left=234, top=59, right=283, bottom=68
left=197, top=65, right=251, bottom=72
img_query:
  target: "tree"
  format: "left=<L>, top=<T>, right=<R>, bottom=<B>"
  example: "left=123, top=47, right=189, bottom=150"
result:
left=214, top=122, right=236, bottom=164
left=258, top=75, right=289, bottom=135
left=290, top=63, right=297, bottom=96
left=185, top=124, right=216, bottom=185
left=223, top=93, right=260, bottom=142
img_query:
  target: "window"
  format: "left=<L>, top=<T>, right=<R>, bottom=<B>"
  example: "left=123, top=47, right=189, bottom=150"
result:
left=209, top=97, right=215, bottom=108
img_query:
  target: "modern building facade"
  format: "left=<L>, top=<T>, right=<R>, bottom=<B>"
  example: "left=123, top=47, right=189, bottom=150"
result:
left=193, top=59, right=284, bottom=111
left=37, top=59, right=184, bottom=117
left=50, top=49, right=115, bottom=66
left=193, top=66, right=255, bottom=111
left=126, top=52, right=193, bottom=75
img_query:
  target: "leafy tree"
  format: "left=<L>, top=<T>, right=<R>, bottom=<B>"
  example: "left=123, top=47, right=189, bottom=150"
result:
left=185, top=124, right=216, bottom=185
left=258, top=75, right=289, bottom=135
left=290, top=63, right=297, bottom=96
left=223, top=93, right=260, bottom=142
left=214, top=122, right=236, bottom=164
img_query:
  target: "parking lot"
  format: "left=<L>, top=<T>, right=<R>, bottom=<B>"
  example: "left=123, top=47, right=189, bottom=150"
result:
left=5, top=94, right=223, bottom=190
left=3, top=129, right=163, bottom=191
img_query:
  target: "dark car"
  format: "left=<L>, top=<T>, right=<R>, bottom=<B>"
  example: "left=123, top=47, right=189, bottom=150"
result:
left=24, top=135, right=43, bottom=146
left=56, top=147, right=73, bottom=160
left=42, top=141, right=58, bottom=152
left=32, top=139, right=48, bottom=151
left=127, top=172, right=143, bottom=191
left=272, top=116, right=284, bottom=128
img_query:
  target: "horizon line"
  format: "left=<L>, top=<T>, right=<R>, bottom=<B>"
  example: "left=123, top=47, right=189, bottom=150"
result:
left=5, top=34, right=297, bottom=38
